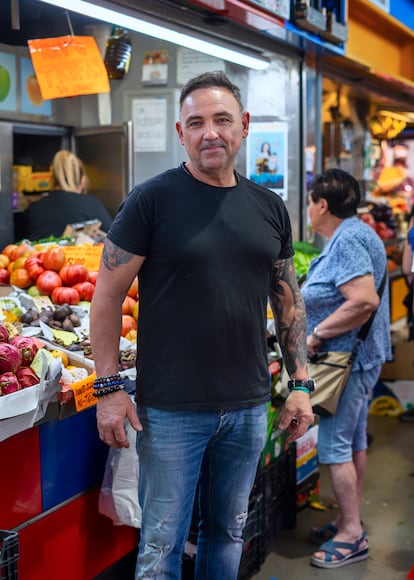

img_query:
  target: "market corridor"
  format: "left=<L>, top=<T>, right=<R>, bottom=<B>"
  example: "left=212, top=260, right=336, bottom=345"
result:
left=252, top=413, right=414, bottom=580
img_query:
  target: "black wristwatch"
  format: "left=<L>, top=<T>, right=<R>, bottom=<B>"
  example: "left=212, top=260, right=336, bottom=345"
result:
left=287, top=379, right=316, bottom=394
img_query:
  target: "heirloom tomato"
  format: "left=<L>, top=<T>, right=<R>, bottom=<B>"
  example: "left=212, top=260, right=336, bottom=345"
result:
left=72, top=281, right=94, bottom=301
left=25, top=256, right=45, bottom=280
left=36, top=270, right=63, bottom=295
left=59, top=264, right=89, bottom=286
left=51, top=286, right=80, bottom=305
left=42, top=247, right=66, bottom=271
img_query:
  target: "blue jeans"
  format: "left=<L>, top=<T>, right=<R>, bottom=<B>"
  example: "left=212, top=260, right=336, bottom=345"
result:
left=135, top=404, right=267, bottom=579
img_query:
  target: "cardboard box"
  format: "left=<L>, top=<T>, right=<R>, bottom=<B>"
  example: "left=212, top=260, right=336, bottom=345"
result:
left=380, top=341, right=414, bottom=380
left=296, top=424, right=319, bottom=485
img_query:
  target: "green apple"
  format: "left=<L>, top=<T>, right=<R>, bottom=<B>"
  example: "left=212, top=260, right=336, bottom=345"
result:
left=0, top=65, right=10, bottom=102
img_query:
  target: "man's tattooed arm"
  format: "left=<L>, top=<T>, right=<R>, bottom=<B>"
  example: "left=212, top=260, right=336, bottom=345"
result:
left=269, top=257, right=308, bottom=377
left=103, top=239, right=136, bottom=271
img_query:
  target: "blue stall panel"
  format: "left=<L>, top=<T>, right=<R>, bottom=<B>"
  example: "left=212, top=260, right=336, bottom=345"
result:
left=39, top=407, right=110, bottom=510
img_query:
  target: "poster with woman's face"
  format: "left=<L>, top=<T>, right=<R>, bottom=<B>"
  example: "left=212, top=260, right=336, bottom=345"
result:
left=246, top=121, right=288, bottom=200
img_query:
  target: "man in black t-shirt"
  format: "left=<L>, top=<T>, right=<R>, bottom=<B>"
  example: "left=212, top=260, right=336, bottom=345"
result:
left=90, top=71, right=313, bottom=579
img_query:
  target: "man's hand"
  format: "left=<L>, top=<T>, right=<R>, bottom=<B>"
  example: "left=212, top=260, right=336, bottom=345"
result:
left=278, top=390, right=314, bottom=442
left=96, top=390, right=142, bottom=448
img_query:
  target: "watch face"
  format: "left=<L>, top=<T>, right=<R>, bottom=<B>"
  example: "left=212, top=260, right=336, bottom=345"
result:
left=288, top=379, right=315, bottom=392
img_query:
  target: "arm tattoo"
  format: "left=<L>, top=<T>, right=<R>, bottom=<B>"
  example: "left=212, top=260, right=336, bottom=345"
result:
left=269, top=257, right=308, bottom=376
left=103, top=239, right=135, bottom=271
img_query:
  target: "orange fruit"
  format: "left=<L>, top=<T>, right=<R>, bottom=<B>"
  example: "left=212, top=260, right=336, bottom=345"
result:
left=10, top=267, right=31, bottom=288
left=122, top=296, right=136, bottom=315
left=10, top=243, right=32, bottom=262
left=127, top=276, right=139, bottom=299
left=2, top=244, right=18, bottom=259
left=121, top=314, right=137, bottom=337
left=10, top=256, right=28, bottom=271
left=131, top=300, right=139, bottom=321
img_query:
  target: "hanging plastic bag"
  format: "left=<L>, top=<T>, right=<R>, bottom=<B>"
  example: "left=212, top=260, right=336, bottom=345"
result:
left=98, top=396, right=142, bottom=528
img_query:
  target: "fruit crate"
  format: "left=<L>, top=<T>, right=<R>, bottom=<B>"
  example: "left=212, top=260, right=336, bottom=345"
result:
left=0, top=530, right=19, bottom=580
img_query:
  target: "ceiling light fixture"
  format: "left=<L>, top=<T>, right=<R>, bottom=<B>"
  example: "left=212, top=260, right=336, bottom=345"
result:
left=37, top=0, right=270, bottom=70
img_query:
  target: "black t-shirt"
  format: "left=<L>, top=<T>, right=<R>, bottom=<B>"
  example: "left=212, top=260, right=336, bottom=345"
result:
left=17, top=190, right=114, bottom=241
left=108, top=165, right=294, bottom=410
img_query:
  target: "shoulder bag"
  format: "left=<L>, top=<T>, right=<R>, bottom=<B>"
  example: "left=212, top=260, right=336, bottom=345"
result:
left=277, top=271, right=387, bottom=417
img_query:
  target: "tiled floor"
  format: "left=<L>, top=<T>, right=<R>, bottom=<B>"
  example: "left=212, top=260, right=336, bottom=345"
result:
left=251, top=413, right=414, bottom=580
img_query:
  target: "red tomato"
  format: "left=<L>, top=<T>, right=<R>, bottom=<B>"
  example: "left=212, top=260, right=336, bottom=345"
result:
left=42, top=247, right=66, bottom=271
left=0, top=268, right=10, bottom=284
left=72, top=281, right=95, bottom=301
left=59, top=264, right=89, bottom=286
left=25, top=256, right=45, bottom=281
left=51, top=286, right=80, bottom=305
left=36, top=270, right=63, bottom=296
left=88, top=271, right=98, bottom=284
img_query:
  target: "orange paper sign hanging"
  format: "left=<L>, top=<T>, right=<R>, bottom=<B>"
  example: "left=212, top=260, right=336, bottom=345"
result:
left=28, top=35, right=110, bottom=100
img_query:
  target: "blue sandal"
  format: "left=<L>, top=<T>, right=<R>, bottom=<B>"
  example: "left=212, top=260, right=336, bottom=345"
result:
left=311, top=531, right=369, bottom=569
left=310, top=523, right=338, bottom=544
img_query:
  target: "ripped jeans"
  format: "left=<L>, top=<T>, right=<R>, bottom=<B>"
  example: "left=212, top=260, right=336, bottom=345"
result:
left=135, top=404, right=267, bottom=580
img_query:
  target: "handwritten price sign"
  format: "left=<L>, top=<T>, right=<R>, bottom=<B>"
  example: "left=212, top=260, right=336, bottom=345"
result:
left=63, top=245, right=103, bottom=271
left=72, top=373, right=97, bottom=412
left=28, top=36, right=109, bottom=100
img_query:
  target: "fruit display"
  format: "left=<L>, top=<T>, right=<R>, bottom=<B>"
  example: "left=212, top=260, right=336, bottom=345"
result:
left=0, top=323, right=40, bottom=395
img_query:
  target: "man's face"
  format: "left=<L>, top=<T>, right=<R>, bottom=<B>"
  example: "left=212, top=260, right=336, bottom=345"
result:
left=176, top=86, right=249, bottom=178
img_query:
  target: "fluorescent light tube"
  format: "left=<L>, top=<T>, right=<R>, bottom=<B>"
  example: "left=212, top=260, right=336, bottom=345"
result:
left=37, top=0, right=270, bottom=70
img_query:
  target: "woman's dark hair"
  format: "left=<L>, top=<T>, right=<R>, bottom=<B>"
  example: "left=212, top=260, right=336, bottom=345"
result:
left=179, top=71, right=244, bottom=112
left=309, top=168, right=360, bottom=218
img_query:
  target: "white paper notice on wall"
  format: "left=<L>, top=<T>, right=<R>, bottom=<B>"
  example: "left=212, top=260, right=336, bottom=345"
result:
left=132, top=97, right=167, bottom=152
left=176, top=47, right=225, bottom=86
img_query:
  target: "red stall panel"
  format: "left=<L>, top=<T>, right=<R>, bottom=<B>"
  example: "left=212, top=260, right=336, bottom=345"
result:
left=17, top=487, right=138, bottom=580
left=1, top=427, right=42, bottom=529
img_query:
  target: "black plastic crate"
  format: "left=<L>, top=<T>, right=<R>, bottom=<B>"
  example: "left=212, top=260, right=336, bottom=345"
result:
left=256, top=444, right=296, bottom=507
left=0, top=531, right=19, bottom=580
left=266, top=488, right=297, bottom=538
left=242, top=493, right=264, bottom=544
left=238, top=536, right=261, bottom=580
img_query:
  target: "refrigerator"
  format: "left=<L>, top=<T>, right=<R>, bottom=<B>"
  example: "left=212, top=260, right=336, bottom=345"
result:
left=72, top=123, right=134, bottom=219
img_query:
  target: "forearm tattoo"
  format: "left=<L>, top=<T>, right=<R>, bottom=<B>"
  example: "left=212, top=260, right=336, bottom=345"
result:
left=269, top=257, right=307, bottom=376
left=102, top=239, right=135, bottom=271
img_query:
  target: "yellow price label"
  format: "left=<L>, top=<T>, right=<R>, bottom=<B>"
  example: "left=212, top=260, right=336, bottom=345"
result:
left=32, top=295, right=54, bottom=312
left=71, top=372, right=97, bottom=412
left=63, top=245, right=103, bottom=271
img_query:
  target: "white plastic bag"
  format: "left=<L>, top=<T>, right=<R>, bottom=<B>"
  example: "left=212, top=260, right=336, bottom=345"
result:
left=98, top=397, right=142, bottom=528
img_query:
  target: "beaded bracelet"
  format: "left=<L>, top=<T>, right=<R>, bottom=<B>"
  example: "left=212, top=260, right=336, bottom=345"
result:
left=94, top=372, right=122, bottom=387
left=93, top=384, right=126, bottom=398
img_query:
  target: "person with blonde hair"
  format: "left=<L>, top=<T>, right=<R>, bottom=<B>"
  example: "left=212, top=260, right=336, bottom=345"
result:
left=17, top=150, right=113, bottom=240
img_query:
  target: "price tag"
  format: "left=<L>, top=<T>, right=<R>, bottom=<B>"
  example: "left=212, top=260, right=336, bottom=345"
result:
left=71, top=372, right=97, bottom=412
left=63, top=245, right=103, bottom=271
left=32, top=295, right=54, bottom=312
